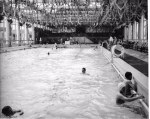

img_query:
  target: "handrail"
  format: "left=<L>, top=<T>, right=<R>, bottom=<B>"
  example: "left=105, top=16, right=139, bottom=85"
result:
left=101, top=46, right=149, bottom=116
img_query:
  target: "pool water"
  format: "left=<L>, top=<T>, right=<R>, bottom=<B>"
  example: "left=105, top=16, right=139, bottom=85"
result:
left=0, top=47, right=146, bottom=119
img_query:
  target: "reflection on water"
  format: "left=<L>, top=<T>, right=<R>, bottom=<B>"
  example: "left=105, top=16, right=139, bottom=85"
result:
left=0, top=48, right=146, bottom=119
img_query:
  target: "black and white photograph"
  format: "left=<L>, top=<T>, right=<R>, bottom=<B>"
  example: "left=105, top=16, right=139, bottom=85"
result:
left=0, top=0, right=148, bottom=118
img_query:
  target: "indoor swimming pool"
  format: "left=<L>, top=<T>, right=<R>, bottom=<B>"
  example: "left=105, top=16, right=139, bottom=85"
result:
left=0, top=47, right=146, bottom=119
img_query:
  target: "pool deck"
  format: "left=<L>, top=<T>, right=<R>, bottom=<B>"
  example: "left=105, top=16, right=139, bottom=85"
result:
left=0, top=45, right=40, bottom=53
left=125, top=48, right=148, bottom=76
left=125, top=49, right=148, bottom=63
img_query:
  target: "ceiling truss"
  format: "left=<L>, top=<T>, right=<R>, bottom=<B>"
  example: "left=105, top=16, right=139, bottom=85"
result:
left=0, top=0, right=148, bottom=30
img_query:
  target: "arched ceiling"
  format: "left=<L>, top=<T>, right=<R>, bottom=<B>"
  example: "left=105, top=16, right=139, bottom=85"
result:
left=1, top=0, right=148, bottom=29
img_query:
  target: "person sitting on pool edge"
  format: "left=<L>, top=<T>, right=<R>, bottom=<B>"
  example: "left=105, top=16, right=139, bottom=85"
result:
left=116, top=72, right=144, bottom=105
left=119, top=72, right=137, bottom=97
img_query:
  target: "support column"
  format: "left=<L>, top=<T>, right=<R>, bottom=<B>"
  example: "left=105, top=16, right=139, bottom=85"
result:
left=133, top=21, right=136, bottom=40
left=32, top=24, right=35, bottom=44
left=124, top=27, right=126, bottom=40
left=126, top=27, right=129, bottom=40
left=124, top=26, right=128, bottom=40
left=16, top=19, right=21, bottom=46
left=143, top=18, right=147, bottom=40
left=128, top=24, right=130, bottom=40
left=128, top=23, right=132, bottom=40
left=136, top=22, right=139, bottom=40
left=24, top=22, right=28, bottom=45
left=4, top=17, right=10, bottom=46
left=145, top=19, right=148, bottom=40
left=131, top=23, right=133, bottom=40
left=140, top=13, right=144, bottom=40
left=20, top=24, right=23, bottom=45
left=138, top=21, right=140, bottom=41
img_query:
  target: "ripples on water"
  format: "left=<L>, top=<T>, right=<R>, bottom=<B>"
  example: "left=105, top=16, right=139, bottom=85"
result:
left=0, top=48, right=146, bottom=119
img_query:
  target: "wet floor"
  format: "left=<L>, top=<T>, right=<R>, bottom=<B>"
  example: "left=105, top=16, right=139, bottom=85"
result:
left=0, top=47, right=146, bottom=119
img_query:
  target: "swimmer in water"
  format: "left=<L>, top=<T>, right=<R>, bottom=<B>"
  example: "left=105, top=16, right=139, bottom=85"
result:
left=48, top=52, right=50, bottom=55
left=82, top=68, right=86, bottom=74
left=116, top=72, right=144, bottom=105
left=81, top=68, right=90, bottom=75
left=2, top=106, right=24, bottom=118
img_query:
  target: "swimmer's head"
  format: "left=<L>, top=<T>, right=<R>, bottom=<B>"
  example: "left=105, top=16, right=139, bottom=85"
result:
left=82, top=68, right=86, bottom=74
left=125, top=72, right=132, bottom=80
left=2, top=106, right=14, bottom=117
